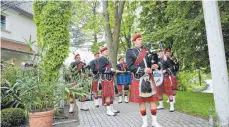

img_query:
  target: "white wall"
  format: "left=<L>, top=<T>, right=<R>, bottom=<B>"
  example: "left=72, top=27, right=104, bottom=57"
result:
left=1, top=9, right=36, bottom=43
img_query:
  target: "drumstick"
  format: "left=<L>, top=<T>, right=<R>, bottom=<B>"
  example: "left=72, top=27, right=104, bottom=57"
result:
left=116, top=70, right=125, bottom=73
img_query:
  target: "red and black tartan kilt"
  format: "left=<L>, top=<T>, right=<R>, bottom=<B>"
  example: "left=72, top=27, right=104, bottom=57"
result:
left=101, top=80, right=115, bottom=105
left=157, top=76, right=173, bottom=96
left=91, top=80, right=98, bottom=93
left=117, top=85, right=123, bottom=94
left=129, top=78, right=159, bottom=103
left=170, top=75, right=178, bottom=90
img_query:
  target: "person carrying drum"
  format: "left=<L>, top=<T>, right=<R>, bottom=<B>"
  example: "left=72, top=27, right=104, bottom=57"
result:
left=156, top=49, right=175, bottom=112
left=69, top=53, right=89, bottom=113
left=89, top=52, right=100, bottom=107
left=99, top=46, right=120, bottom=116
left=116, top=56, right=131, bottom=103
left=126, top=33, right=162, bottom=127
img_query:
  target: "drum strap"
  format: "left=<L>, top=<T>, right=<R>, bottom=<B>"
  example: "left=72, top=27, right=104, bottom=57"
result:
left=133, top=49, right=155, bottom=81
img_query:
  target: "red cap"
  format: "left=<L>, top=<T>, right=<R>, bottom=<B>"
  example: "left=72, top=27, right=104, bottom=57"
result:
left=165, top=48, right=171, bottom=53
left=99, top=46, right=108, bottom=53
left=94, top=52, right=100, bottom=56
left=74, top=53, right=80, bottom=59
left=132, top=33, right=142, bottom=41
left=75, top=53, right=80, bottom=57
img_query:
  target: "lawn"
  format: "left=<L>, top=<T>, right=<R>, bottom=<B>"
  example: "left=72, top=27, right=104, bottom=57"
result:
left=162, top=91, right=215, bottom=119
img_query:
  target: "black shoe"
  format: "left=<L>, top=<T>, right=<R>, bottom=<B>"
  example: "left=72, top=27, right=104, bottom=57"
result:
left=125, top=101, right=129, bottom=103
left=170, top=110, right=174, bottom=112
left=95, top=105, right=99, bottom=108
left=84, top=109, right=89, bottom=111
left=114, top=111, right=120, bottom=113
left=157, top=108, right=164, bottom=110
left=80, top=108, right=89, bottom=111
left=118, top=101, right=122, bottom=103
left=69, top=112, right=74, bottom=114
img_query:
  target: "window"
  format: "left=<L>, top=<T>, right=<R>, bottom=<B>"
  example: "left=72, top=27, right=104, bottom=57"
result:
left=1, top=15, right=6, bottom=29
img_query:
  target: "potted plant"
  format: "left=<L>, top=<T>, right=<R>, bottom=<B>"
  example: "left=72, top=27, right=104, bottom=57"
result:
left=10, top=37, right=58, bottom=127
left=1, top=51, right=56, bottom=127
left=19, top=37, right=90, bottom=127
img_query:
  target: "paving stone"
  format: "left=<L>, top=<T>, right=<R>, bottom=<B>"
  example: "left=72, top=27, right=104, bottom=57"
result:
left=78, top=98, right=209, bottom=127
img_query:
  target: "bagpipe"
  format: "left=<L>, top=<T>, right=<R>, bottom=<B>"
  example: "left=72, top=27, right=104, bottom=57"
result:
left=145, top=41, right=166, bottom=87
left=147, top=40, right=179, bottom=86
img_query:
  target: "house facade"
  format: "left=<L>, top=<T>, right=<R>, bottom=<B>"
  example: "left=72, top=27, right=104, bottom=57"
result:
left=1, top=1, right=36, bottom=67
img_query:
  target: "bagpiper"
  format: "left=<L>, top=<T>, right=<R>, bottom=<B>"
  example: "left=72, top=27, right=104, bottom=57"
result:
left=165, top=49, right=179, bottom=104
left=69, top=53, right=89, bottom=113
left=99, top=46, right=120, bottom=116
left=126, top=33, right=162, bottom=127
left=156, top=49, right=175, bottom=112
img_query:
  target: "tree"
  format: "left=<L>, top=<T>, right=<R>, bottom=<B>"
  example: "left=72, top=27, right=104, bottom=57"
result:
left=139, top=1, right=229, bottom=71
left=102, top=1, right=125, bottom=67
left=119, top=1, right=138, bottom=52
left=70, top=23, right=87, bottom=49
left=72, top=1, right=104, bottom=45
left=90, top=42, right=105, bottom=53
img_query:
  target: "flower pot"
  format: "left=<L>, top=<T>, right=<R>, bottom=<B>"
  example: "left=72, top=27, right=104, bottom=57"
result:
left=29, top=110, right=54, bottom=127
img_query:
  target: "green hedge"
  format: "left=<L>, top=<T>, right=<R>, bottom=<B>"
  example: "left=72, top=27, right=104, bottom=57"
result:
left=177, top=70, right=211, bottom=91
left=1, top=108, right=25, bottom=127
left=33, top=1, right=72, bottom=82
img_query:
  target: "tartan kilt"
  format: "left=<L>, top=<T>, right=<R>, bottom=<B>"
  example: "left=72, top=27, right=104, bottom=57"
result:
left=129, top=78, right=159, bottom=103
left=101, top=80, right=115, bottom=105
left=92, top=80, right=98, bottom=93
left=170, top=75, right=178, bottom=90
left=157, top=76, right=173, bottom=96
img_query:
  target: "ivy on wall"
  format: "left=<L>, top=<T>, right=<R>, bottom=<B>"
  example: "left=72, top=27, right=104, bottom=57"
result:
left=33, top=1, right=72, bottom=82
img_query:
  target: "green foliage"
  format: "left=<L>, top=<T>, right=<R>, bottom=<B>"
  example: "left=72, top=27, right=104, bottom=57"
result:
left=72, top=1, right=104, bottom=44
left=1, top=79, right=23, bottom=109
left=177, top=70, right=211, bottom=91
left=1, top=62, right=24, bottom=109
left=91, top=42, right=105, bottom=53
left=119, top=1, right=138, bottom=52
left=1, top=57, right=57, bottom=115
left=139, top=1, right=229, bottom=71
left=163, top=91, right=215, bottom=119
left=63, top=65, right=92, bottom=100
left=1, top=108, right=26, bottom=127
left=1, top=61, right=20, bottom=85
left=33, top=1, right=72, bottom=83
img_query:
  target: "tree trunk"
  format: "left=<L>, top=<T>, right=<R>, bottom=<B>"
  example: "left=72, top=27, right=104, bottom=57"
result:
left=125, top=33, right=131, bottom=48
left=102, top=1, right=125, bottom=68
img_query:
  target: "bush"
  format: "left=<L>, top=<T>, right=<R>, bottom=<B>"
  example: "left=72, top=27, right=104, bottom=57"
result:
left=177, top=70, right=210, bottom=91
left=1, top=62, right=24, bottom=109
left=1, top=108, right=26, bottom=127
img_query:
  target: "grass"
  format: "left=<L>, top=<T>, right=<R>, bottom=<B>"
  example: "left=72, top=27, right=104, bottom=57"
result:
left=162, top=91, right=215, bottom=119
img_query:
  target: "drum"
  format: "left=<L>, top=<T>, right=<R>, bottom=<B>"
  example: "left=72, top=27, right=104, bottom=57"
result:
left=117, top=72, right=131, bottom=85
